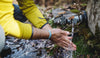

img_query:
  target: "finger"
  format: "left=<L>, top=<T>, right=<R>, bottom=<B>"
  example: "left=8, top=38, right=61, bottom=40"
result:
left=62, top=40, right=74, bottom=48
left=63, top=47, right=69, bottom=50
left=72, top=43, right=76, bottom=48
left=54, top=37, right=76, bottom=50
left=62, top=37, right=71, bottom=43
left=56, top=42, right=68, bottom=48
left=56, top=39, right=71, bottom=48
left=59, top=36, right=72, bottom=43
left=66, top=31, right=70, bottom=35
left=68, top=42, right=76, bottom=51
left=62, top=39, right=76, bottom=49
left=57, top=40, right=76, bottom=51
left=66, top=36, right=73, bottom=40
left=64, top=47, right=76, bottom=51
left=61, top=30, right=70, bottom=35
left=63, top=44, right=76, bottom=51
left=65, top=31, right=72, bottom=36
left=58, top=39, right=72, bottom=48
left=64, top=44, right=76, bottom=51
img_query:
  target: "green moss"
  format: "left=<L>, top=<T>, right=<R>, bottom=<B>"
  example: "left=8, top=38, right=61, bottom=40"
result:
left=70, top=9, right=80, bottom=13
left=48, top=19, right=57, bottom=28
left=73, top=35, right=94, bottom=58
left=65, top=27, right=72, bottom=32
left=72, top=23, right=96, bottom=57
left=80, top=4, right=87, bottom=7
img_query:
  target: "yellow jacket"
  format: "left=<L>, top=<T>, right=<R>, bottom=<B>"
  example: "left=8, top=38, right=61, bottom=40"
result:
left=0, top=0, right=47, bottom=39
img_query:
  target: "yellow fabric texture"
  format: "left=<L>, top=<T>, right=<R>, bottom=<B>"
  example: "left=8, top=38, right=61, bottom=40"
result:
left=0, top=0, right=32, bottom=39
left=17, top=0, right=47, bottom=28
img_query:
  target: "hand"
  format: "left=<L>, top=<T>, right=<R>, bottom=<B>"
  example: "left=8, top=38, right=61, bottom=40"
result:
left=50, top=29, right=76, bottom=51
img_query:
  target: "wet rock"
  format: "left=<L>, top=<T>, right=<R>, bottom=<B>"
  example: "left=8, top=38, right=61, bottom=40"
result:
left=52, top=8, right=78, bottom=25
left=4, top=38, right=55, bottom=58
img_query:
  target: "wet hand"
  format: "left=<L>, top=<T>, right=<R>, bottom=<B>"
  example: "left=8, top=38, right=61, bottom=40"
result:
left=50, top=29, right=76, bottom=51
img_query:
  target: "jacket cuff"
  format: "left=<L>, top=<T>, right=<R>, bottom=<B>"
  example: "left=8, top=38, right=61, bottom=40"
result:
left=40, top=22, right=48, bottom=29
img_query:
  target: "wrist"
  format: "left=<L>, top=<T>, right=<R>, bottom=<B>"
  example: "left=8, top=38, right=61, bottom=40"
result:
left=32, top=28, right=50, bottom=39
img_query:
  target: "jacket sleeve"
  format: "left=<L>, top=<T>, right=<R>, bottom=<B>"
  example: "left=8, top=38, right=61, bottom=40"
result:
left=17, top=0, right=47, bottom=28
left=0, top=0, right=32, bottom=39
left=3, top=20, right=32, bottom=39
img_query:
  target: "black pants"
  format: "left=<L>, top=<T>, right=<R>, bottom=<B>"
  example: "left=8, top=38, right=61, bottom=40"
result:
left=13, top=4, right=27, bottom=22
